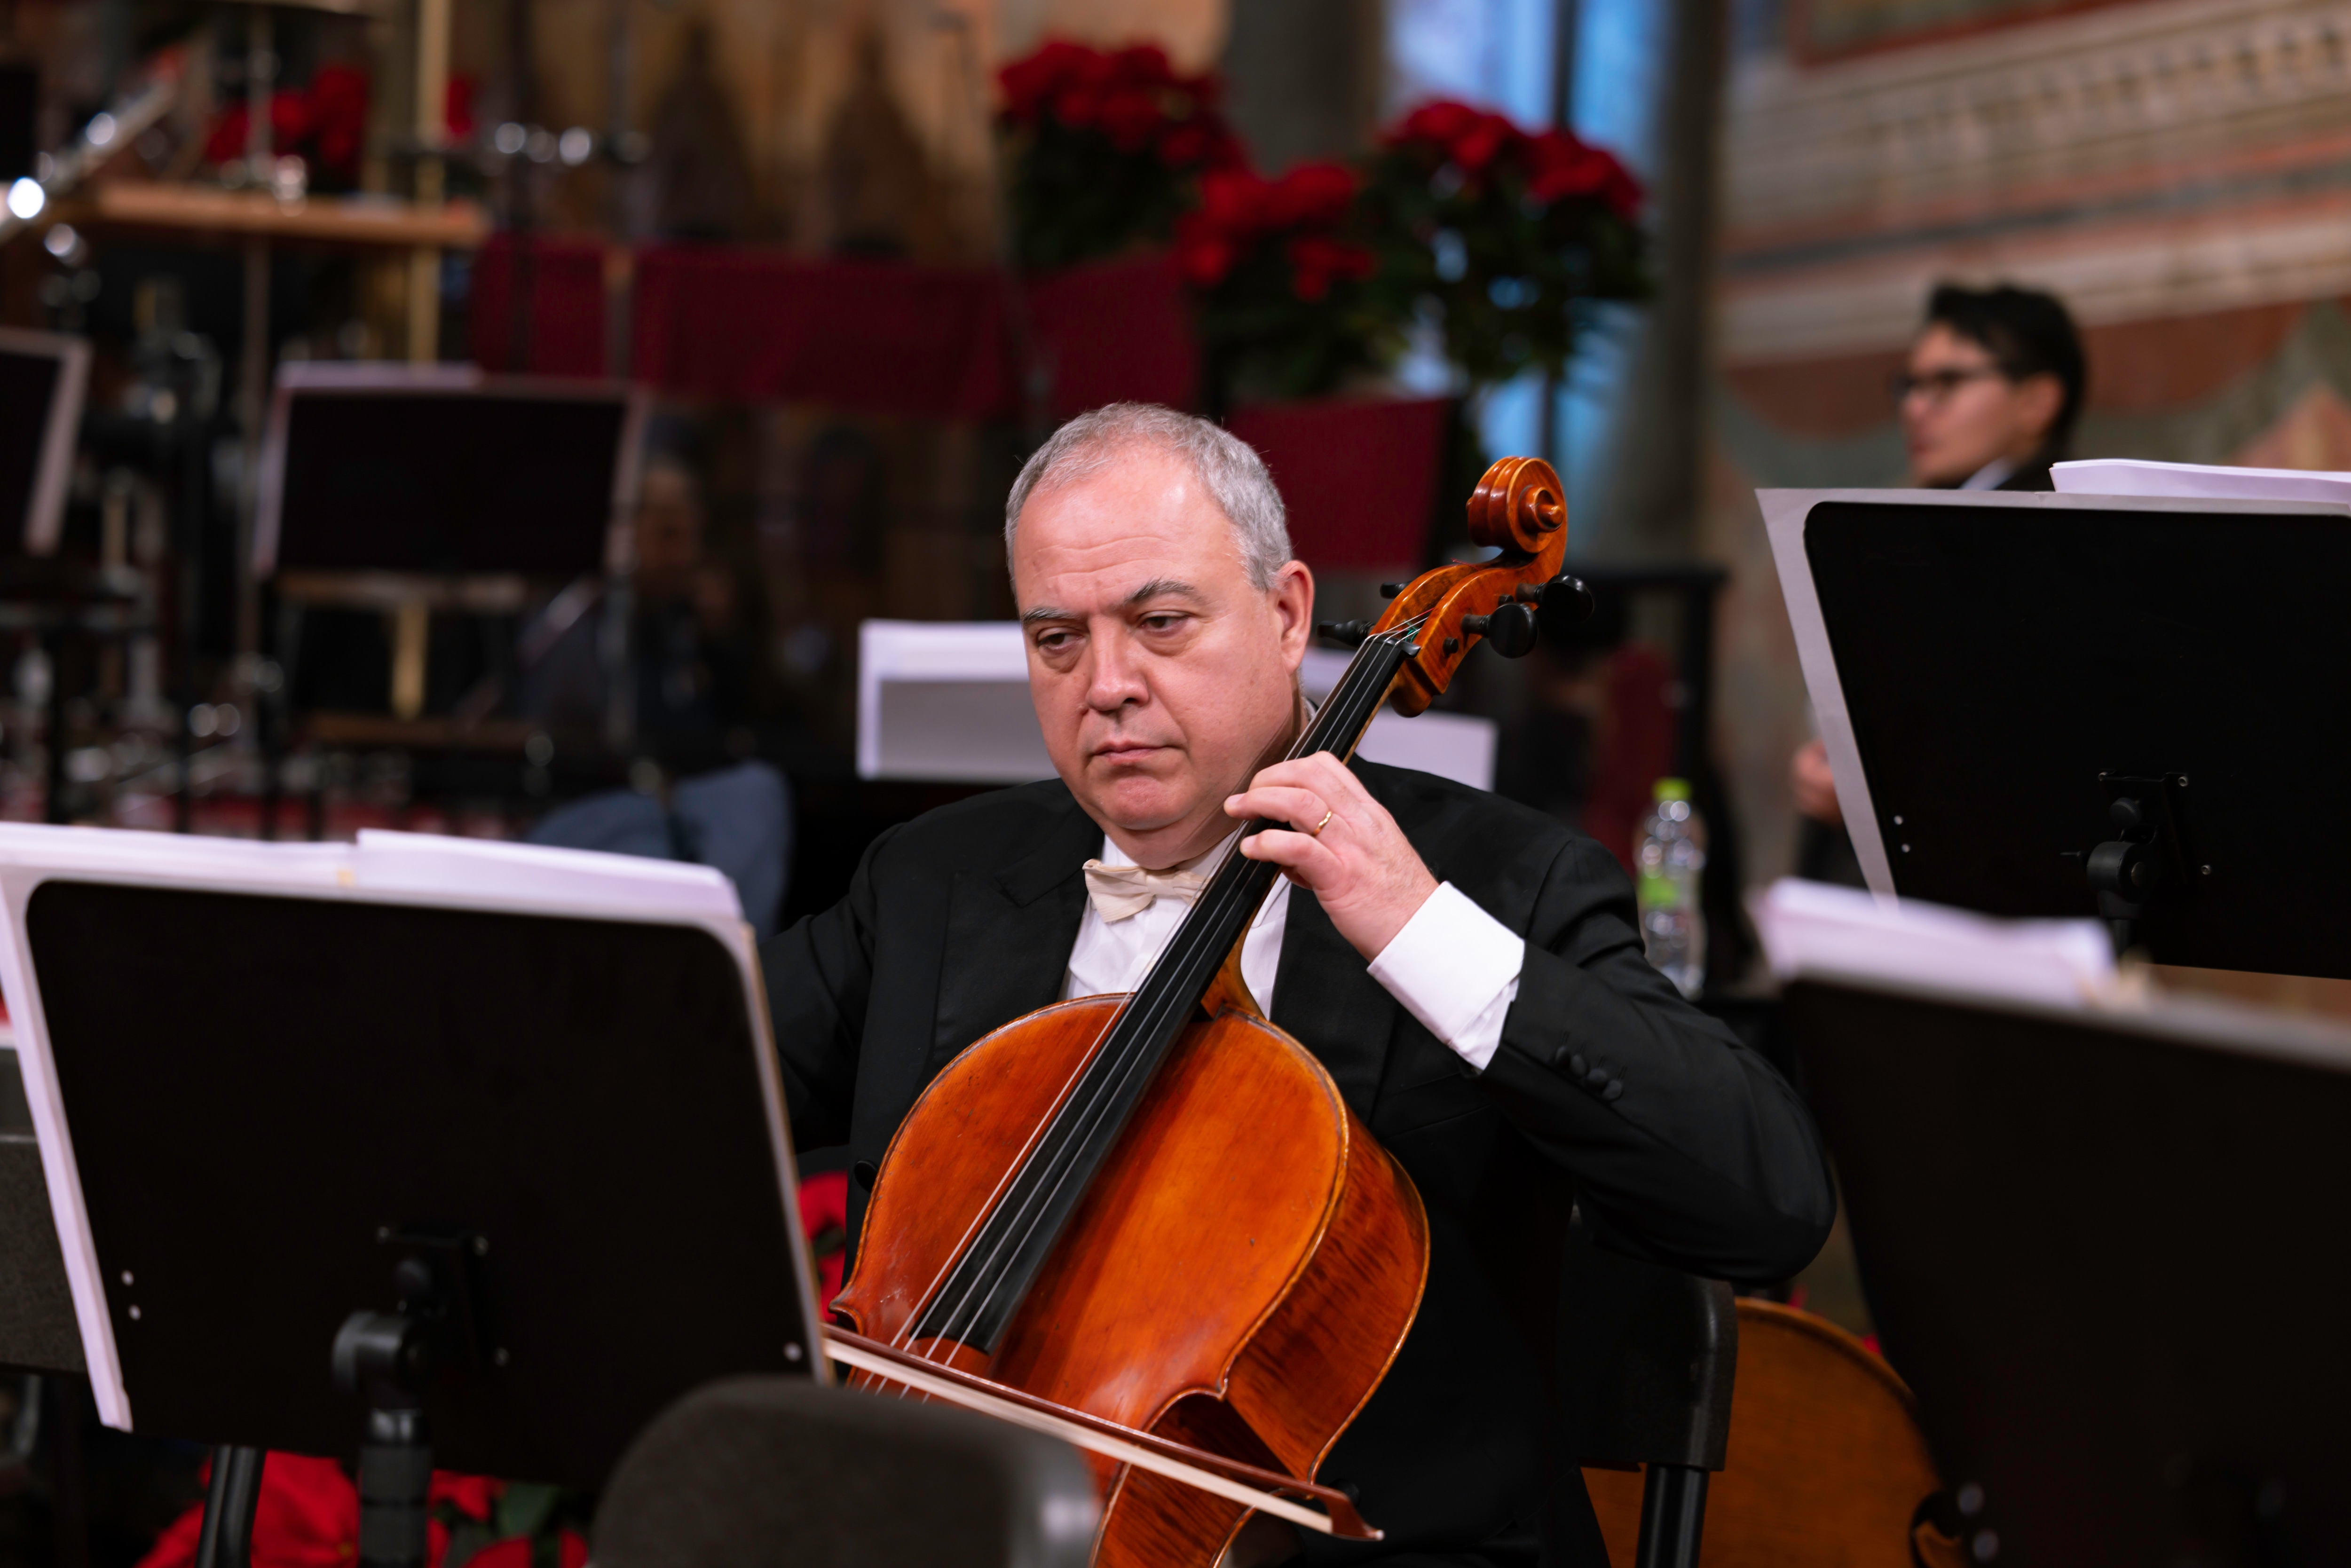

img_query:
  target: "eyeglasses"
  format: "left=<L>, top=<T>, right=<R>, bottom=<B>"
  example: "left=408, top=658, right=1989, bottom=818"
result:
left=1889, top=366, right=2007, bottom=406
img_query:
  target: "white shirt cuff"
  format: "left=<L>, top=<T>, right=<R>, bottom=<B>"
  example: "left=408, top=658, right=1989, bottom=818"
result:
left=1365, top=881, right=1524, bottom=1072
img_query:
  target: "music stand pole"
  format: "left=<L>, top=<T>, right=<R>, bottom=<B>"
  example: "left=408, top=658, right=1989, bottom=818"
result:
left=192, top=1443, right=263, bottom=1568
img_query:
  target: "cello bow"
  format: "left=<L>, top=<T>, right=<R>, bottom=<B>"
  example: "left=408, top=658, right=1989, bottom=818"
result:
left=821, top=1326, right=1380, bottom=1540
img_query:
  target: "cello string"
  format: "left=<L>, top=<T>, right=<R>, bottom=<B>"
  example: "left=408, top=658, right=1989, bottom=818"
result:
left=911, top=623, right=1420, bottom=1354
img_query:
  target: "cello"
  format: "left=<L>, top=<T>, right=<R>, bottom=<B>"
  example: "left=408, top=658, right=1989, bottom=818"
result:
left=824, top=457, right=1575, bottom=1566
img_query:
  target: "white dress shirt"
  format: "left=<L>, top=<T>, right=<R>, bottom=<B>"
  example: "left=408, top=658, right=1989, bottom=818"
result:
left=1062, top=835, right=1525, bottom=1071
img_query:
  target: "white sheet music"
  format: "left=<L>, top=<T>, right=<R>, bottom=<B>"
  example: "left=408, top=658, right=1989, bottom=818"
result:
left=1751, top=878, right=2117, bottom=1009
left=2052, top=458, right=2351, bottom=505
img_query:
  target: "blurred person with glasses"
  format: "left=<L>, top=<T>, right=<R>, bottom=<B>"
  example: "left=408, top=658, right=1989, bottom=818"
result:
left=1793, top=282, right=2086, bottom=882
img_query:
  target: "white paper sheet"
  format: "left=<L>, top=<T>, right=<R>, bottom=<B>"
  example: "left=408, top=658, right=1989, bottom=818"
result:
left=2053, top=458, right=2351, bottom=505
left=1751, top=877, right=2116, bottom=1009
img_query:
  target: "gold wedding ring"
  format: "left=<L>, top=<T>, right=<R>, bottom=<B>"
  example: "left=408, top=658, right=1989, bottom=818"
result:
left=1310, top=808, right=1335, bottom=837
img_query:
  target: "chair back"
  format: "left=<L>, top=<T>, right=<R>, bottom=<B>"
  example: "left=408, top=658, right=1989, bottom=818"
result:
left=594, top=1374, right=1099, bottom=1568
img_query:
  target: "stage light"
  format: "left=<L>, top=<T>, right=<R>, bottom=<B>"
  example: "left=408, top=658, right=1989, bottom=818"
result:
left=6, top=178, right=43, bottom=220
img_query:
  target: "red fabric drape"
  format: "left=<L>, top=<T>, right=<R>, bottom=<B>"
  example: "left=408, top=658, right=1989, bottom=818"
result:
left=1582, top=644, right=1680, bottom=874
left=1024, top=250, right=1199, bottom=417
left=469, top=240, right=1204, bottom=421
left=468, top=234, right=610, bottom=379
left=630, top=248, right=1016, bottom=418
left=1227, top=397, right=1451, bottom=575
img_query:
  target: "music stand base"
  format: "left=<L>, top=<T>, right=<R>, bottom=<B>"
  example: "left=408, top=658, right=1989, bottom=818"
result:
left=192, top=1443, right=264, bottom=1568
left=1635, top=1463, right=1708, bottom=1568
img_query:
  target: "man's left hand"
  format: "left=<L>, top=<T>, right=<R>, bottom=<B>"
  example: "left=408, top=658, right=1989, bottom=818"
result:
left=1227, top=753, right=1438, bottom=961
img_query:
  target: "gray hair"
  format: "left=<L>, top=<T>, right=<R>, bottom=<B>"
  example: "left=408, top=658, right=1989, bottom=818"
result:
left=1003, top=404, right=1293, bottom=590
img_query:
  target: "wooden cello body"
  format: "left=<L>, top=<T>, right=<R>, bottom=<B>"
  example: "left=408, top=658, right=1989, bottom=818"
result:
left=836, top=998, right=1426, bottom=1565
left=830, top=457, right=1573, bottom=1566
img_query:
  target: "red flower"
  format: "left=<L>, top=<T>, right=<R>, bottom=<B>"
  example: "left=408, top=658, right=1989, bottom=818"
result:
left=1052, top=83, right=1104, bottom=130
left=1110, top=43, right=1175, bottom=87
left=1392, top=99, right=1480, bottom=147
left=1265, top=162, right=1356, bottom=229
left=308, top=63, right=370, bottom=178
left=444, top=74, right=477, bottom=141
left=999, top=38, right=1093, bottom=124
left=1449, top=112, right=1517, bottom=175
left=1174, top=213, right=1240, bottom=286
left=1154, top=118, right=1213, bottom=169
left=798, top=1168, right=850, bottom=1301
left=1195, top=166, right=1273, bottom=232
left=269, top=89, right=316, bottom=151
left=1096, top=86, right=1162, bottom=152
left=1284, top=234, right=1376, bottom=301
left=429, top=1471, right=499, bottom=1523
left=1523, top=128, right=1640, bottom=214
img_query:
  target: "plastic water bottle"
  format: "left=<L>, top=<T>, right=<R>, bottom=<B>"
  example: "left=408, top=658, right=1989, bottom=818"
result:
left=1635, top=778, right=1707, bottom=999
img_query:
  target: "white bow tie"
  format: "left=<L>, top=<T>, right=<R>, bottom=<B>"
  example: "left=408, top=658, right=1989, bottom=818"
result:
left=1081, top=859, right=1208, bottom=922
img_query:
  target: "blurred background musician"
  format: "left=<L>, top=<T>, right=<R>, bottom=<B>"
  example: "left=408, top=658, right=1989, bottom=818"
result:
left=1793, top=282, right=2086, bottom=886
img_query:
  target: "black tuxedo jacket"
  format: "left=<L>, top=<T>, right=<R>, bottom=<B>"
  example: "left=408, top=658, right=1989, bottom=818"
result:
left=760, top=761, right=1833, bottom=1567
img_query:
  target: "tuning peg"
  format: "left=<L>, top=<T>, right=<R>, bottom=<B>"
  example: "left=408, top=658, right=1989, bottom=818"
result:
left=1380, top=582, right=1405, bottom=599
left=1461, top=602, right=1538, bottom=658
left=1542, top=575, right=1594, bottom=622
left=1533, top=574, right=1596, bottom=646
left=1317, top=620, right=1372, bottom=648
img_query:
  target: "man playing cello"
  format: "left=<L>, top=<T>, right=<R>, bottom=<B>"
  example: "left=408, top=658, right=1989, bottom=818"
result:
left=761, top=404, right=1831, bottom=1566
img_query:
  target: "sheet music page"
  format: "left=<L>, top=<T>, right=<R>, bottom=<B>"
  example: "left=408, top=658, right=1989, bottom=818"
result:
left=2053, top=458, right=2351, bottom=505
left=350, top=830, right=741, bottom=924
left=0, top=823, right=741, bottom=928
left=1752, top=878, right=2117, bottom=1009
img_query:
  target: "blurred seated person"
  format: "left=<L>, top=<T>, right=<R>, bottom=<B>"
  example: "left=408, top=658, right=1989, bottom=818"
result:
left=1794, top=282, right=2085, bottom=884
left=520, top=450, right=788, bottom=936
left=520, top=451, right=756, bottom=764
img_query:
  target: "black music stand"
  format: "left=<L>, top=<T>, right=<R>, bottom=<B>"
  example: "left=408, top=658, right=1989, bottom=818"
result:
left=1, top=845, right=823, bottom=1565
left=253, top=363, right=644, bottom=581
left=1762, top=487, right=2351, bottom=973
left=0, top=1119, right=83, bottom=1376
left=0, top=326, right=89, bottom=558
left=253, top=363, right=647, bottom=770
left=1784, top=974, right=2351, bottom=1564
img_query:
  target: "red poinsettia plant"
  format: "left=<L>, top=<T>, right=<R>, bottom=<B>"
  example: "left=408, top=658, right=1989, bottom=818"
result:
left=998, top=39, right=1244, bottom=271
left=1176, top=161, right=1388, bottom=402
left=203, top=63, right=371, bottom=189
left=1359, top=100, right=1648, bottom=390
left=139, top=1452, right=588, bottom=1568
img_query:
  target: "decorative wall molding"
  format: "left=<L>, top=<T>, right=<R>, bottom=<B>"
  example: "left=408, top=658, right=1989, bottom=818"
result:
left=1722, top=0, right=2351, bottom=246
left=1720, top=193, right=2351, bottom=360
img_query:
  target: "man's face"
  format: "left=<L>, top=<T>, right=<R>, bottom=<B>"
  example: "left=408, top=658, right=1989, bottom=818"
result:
left=1012, top=449, right=1313, bottom=867
left=633, top=462, right=705, bottom=601
left=1899, top=323, right=2063, bottom=486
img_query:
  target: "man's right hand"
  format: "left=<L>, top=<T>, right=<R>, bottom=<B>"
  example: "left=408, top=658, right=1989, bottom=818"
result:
left=1792, top=739, right=1843, bottom=827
